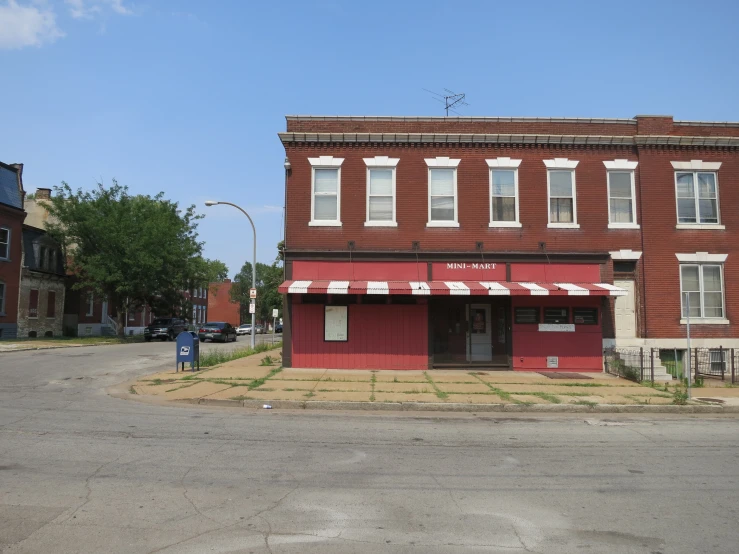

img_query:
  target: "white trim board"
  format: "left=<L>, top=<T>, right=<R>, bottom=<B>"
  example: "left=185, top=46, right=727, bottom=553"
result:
left=670, top=160, right=722, bottom=171
left=486, top=157, right=522, bottom=168
left=308, top=156, right=344, bottom=167
left=363, top=156, right=400, bottom=167
left=604, top=159, right=638, bottom=170
left=425, top=156, right=461, bottom=168
left=610, top=249, right=642, bottom=260
left=543, top=158, right=579, bottom=169
left=675, top=252, right=728, bottom=262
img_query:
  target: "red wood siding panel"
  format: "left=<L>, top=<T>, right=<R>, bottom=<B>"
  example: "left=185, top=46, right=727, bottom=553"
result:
left=292, top=261, right=422, bottom=281
left=291, top=303, right=428, bottom=370
left=510, top=264, right=600, bottom=283
left=512, top=296, right=602, bottom=372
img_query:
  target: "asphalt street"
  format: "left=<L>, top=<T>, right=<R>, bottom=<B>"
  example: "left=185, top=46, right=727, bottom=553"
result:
left=1, top=341, right=738, bottom=553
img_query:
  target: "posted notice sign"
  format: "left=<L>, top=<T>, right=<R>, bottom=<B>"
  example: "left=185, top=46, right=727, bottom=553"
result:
left=272, top=308, right=279, bottom=318
left=249, top=303, right=256, bottom=314
left=324, top=306, right=348, bottom=342
left=249, top=288, right=257, bottom=299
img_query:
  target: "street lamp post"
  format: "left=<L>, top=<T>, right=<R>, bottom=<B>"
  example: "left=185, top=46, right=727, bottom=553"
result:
left=205, top=201, right=257, bottom=349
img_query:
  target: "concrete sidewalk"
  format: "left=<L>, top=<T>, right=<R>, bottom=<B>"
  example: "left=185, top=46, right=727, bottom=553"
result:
left=123, top=347, right=739, bottom=412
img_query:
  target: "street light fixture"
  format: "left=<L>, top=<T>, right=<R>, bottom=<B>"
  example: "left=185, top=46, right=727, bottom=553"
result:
left=204, top=200, right=257, bottom=349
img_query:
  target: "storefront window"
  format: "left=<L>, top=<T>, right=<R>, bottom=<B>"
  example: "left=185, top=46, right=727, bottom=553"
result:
left=543, top=308, right=569, bottom=324
left=573, top=308, right=598, bottom=325
left=514, top=307, right=539, bottom=324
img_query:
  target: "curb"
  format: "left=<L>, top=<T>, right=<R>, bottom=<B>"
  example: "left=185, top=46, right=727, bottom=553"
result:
left=181, top=397, right=739, bottom=414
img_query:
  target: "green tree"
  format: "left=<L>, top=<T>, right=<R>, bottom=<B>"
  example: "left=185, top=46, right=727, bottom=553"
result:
left=230, top=243, right=284, bottom=324
left=203, top=258, right=229, bottom=282
left=44, top=181, right=205, bottom=335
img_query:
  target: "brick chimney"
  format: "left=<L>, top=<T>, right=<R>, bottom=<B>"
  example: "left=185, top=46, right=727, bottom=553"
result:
left=36, top=188, right=52, bottom=200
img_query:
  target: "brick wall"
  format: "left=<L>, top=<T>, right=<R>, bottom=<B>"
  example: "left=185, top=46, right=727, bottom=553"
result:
left=17, top=269, right=65, bottom=337
left=207, top=281, right=239, bottom=326
left=0, top=205, right=25, bottom=338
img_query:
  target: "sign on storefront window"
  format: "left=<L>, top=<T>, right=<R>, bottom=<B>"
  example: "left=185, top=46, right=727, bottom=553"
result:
left=324, top=306, right=348, bottom=342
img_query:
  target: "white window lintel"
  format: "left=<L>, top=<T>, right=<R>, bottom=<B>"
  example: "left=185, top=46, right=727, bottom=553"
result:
left=604, top=159, right=638, bottom=170
left=486, top=157, right=522, bottom=168
left=425, top=156, right=461, bottom=168
left=671, top=160, right=722, bottom=171
left=308, top=156, right=344, bottom=167
left=363, top=156, right=400, bottom=167
left=543, top=158, right=579, bottom=169
left=610, top=249, right=643, bottom=260
left=675, top=252, right=728, bottom=263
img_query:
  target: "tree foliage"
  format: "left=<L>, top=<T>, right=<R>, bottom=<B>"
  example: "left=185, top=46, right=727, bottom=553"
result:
left=44, top=181, right=208, bottom=334
left=230, top=243, right=284, bottom=324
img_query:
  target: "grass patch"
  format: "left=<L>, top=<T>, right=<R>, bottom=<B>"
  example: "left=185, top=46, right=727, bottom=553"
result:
left=247, top=367, right=283, bottom=390
left=260, top=355, right=276, bottom=366
left=557, top=391, right=600, bottom=397
left=423, top=372, right=448, bottom=400
left=152, top=379, right=163, bottom=386
left=304, top=391, right=315, bottom=398
left=469, top=374, right=522, bottom=403
left=673, top=386, right=689, bottom=405
left=0, top=335, right=146, bottom=345
left=370, top=371, right=377, bottom=402
left=199, top=342, right=282, bottom=368
left=574, top=400, right=598, bottom=408
left=129, top=385, right=137, bottom=395
left=229, top=395, right=251, bottom=401
left=519, top=392, right=562, bottom=404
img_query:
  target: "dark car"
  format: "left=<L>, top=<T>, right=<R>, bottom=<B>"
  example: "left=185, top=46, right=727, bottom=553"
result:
left=144, top=318, right=187, bottom=342
left=275, top=322, right=283, bottom=333
left=198, top=322, right=237, bottom=343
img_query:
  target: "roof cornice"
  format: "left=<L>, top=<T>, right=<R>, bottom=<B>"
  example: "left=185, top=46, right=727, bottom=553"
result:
left=285, top=115, right=637, bottom=125
left=279, top=132, right=739, bottom=147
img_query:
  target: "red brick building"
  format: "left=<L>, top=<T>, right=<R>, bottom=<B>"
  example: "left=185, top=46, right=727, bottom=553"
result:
left=278, top=115, right=739, bottom=371
left=0, top=162, right=26, bottom=339
left=207, top=280, right=239, bottom=326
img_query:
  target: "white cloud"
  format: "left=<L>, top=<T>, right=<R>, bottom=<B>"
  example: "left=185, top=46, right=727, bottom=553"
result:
left=65, top=0, right=132, bottom=19
left=0, top=1, right=64, bottom=50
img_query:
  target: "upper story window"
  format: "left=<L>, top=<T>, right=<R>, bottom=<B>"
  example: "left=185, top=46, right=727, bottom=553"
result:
left=604, top=160, right=639, bottom=229
left=544, top=159, right=579, bottom=228
left=0, top=228, right=9, bottom=260
left=677, top=253, right=728, bottom=323
left=486, top=158, right=522, bottom=228
left=308, top=156, right=344, bottom=226
left=425, top=157, right=460, bottom=228
left=671, top=160, right=723, bottom=229
left=364, top=156, right=399, bottom=227
left=86, top=291, right=94, bottom=316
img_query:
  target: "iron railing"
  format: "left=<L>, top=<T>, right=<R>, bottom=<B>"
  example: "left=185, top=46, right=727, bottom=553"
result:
left=693, top=347, right=739, bottom=383
left=603, top=347, right=657, bottom=383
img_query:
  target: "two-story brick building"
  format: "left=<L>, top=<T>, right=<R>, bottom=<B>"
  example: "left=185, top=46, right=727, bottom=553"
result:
left=0, top=162, right=26, bottom=339
left=278, top=115, right=739, bottom=372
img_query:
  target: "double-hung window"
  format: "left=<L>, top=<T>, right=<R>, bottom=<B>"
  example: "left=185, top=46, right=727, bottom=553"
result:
left=604, top=160, right=639, bottom=228
left=86, top=292, right=94, bottom=316
left=678, top=254, right=727, bottom=322
left=671, top=161, right=722, bottom=228
left=364, top=156, right=399, bottom=226
left=0, top=228, right=9, bottom=260
left=487, top=158, right=521, bottom=227
left=544, top=159, right=579, bottom=228
left=426, top=157, right=460, bottom=227
left=308, top=156, right=344, bottom=226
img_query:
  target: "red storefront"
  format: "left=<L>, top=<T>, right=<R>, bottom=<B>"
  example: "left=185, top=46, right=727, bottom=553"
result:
left=280, top=261, right=624, bottom=371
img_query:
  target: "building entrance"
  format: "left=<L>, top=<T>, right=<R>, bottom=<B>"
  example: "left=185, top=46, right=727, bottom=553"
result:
left=430, top=298, right=511, bottom=368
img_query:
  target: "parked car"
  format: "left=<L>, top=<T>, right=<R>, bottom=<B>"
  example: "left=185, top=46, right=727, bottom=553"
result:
left=198, top=322, right=237, bottom=343
left=275, top=322, right=283, bottom=333
left=236, top=324, right=251, bottom=336
left=144, top=318, right=187, bottom=342
left=255, top=324, right=265, bottom=334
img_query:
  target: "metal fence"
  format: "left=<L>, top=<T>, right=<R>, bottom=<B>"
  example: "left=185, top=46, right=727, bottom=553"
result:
left=693, top=347, right=739, bottom=383
left=605, top=347, right=739, bottom=384
left=603, top=347, right=658, bottom=383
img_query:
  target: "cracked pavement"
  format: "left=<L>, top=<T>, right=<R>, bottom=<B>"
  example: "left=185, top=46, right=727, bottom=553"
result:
left=1, top=342, right=739, bottom=552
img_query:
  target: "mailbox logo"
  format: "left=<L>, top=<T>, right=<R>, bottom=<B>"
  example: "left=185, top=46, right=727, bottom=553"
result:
left=180, top=346, right=190, bottom=356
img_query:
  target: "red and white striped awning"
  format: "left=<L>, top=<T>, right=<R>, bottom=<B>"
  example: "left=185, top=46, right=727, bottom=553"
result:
left=278, top=280, right=627, bottom=296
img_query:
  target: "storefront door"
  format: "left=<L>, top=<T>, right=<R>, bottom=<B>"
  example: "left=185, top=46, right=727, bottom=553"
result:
left=468, top=304, right=492, bottom=362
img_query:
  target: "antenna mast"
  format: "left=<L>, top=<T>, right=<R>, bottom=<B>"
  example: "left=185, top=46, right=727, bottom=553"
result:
left=424, top=88, right=470, bottom=116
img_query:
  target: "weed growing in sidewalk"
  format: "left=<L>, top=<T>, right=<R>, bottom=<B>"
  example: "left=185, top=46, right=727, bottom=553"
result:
left=522, top=392, right=562, bottom=404
left=129, top=386, right=137, bottom=395
left=370, top=371, right=377, bottom=402
left=673, top=386, right=689, bottom=405
left=247, top=367, right=283, bottom=390
left=573, top=400, right=598, bottom=408
left=260, top=355, right=275, bottom=366
left=469, top=374, right=522, bottom=404
left=423, top=372, right=448, bottom=400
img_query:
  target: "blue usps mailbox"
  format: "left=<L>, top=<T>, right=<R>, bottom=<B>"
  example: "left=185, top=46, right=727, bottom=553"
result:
left=176, top=331, right=200, bottom=372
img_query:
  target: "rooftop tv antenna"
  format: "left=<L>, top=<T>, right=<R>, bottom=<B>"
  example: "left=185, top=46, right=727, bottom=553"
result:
left=423, top=88, right=469, bottom=116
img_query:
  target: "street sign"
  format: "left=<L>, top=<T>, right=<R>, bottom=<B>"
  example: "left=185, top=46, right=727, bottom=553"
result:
left=250, top=288, right=257, bottom=299
left=249, top=303, right=256, bottom=314
left=272, top=308, right=278, bottom=318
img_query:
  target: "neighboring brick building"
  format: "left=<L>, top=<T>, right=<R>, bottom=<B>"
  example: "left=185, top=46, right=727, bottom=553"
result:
left=188, top=285, right=209, bottom=327
left=207, top=280, right=239, bottom=326
left=16, top=225, right=65, bottom=337
left=278, top=114, right=739, bottom=371
left=0, top=162, right=26, bottom=339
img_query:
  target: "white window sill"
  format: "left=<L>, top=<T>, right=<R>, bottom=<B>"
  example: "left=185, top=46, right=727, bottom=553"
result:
left=680, top=318, right=730, bottom=325
left=489, top=222, right=522, bottom=228
left=308, top=221, right=342, bottom=227
left=547, top=223, right=580, bottom=229
left=608, top=223, right=640, bottom=229
left=676, top=224, right=725, bottom=230
left=426, top=221, right=460, bottom=228
left=364, top=221, right=398, bottom=227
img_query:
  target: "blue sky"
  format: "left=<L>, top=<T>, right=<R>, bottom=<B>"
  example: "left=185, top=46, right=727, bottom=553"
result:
left=1, top=0, right=738, bottom=276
